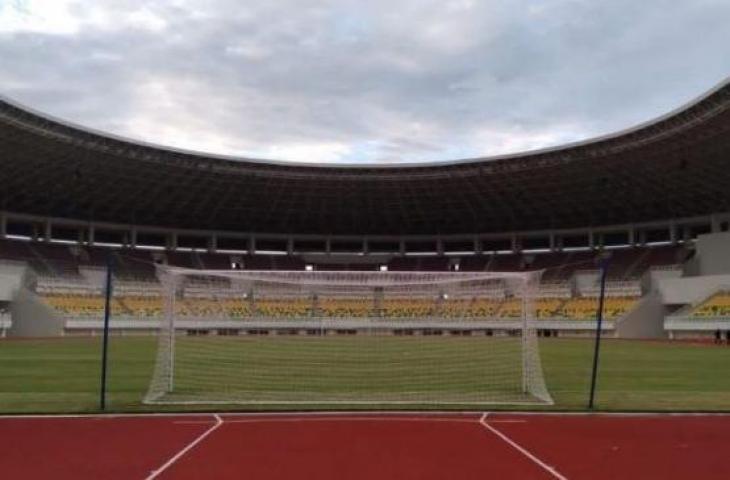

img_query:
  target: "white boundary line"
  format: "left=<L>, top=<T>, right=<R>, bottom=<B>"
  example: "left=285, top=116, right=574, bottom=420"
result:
left=479, top=412, right=568, bottom=480
left=0, top=411, right=481, bottom=420
left=145, top=414, right=223, bottom=480
left=173, top=416, right=479, bottom=425
left=1, top=410, right=730, bottom=420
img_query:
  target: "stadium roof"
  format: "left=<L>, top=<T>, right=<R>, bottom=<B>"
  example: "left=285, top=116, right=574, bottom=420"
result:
left=1, top=78, right=730, bottom=237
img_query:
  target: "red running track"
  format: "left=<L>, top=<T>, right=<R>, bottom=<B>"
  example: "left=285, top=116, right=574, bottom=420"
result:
left=1, top=413, right=730, bottom=479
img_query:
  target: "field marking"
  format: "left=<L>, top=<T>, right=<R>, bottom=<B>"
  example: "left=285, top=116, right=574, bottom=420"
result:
left=479, top=412, right=567, bottom=480
left=2, top=410, right=730, bottom=421
left=145, top=414, right=223, bottom=480
left=173, top=416, right=479, bottom=425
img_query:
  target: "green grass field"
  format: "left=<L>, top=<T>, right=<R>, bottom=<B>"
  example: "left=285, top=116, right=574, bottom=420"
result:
left=1, top=336, right=729, bottom=413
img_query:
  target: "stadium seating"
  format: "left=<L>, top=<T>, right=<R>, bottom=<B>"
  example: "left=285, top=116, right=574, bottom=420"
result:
left=38, top=288, right=641, bottom=321
left=557, top=296, right=638, bottom=320
left=119, top=296, right=163, bottom=317
left=314, top=298, right=370, bottom=317
left=9, top=239, right=674, bottom=323
left=255, top=298, right=311, bottom=317
left=691, top=292, right=730, bottom=318
left=42, top=294, right=119, bottom=316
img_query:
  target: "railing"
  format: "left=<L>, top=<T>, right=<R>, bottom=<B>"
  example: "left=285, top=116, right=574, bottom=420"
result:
left=664, top=316, right=730, bottom=330
left=64, top=315, right=614, bottom=331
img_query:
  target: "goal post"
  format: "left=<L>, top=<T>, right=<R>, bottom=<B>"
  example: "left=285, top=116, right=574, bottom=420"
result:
left=144, top=266, right=553, bottom=406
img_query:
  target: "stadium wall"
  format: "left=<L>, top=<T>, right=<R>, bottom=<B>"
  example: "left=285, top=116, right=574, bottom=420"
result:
left=615, top=291, right=667, bottom=339
left=656, top=274, right=730, bottom=306
left=2, top=210, right=728, bottom=257
left=0, top=260, right=26, bottom=302
left=8, top=286, right=64, bottom=337
left=695, top=232, right=730, bottom=275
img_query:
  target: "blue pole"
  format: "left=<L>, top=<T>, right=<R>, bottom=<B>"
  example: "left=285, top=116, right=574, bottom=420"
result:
left=100, top=253, right=114, bottom=411
left=588, top=256, right=609, bottom=409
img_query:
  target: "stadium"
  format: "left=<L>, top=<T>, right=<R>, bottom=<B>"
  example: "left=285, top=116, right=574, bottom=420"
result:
left=2, top=2, right=730, bottom=466
left=1, top=76, right=730, bottom=478
left=2, top=78, right=730, bottom=341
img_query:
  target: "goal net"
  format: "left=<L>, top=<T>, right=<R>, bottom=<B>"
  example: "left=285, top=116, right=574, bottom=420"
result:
left=144, top=266, right=552, bottom=406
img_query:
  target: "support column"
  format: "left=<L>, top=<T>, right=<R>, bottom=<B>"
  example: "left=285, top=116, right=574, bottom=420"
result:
left=208, top=235, right=217, bottom=253
left=511, top=234, right=519, bottom=253
left=711, top=215, right=722, bottom=233
left=669, top=223, right=678, bottom=245
left=248, top=237, right=256, bottom=255
left=0, top=213, right=6, bottom=238
left=88, top=225, right=95, bottom=246
left=168, top=233, right=178, bottom=250
left=44, top=221, right=52, bottom=242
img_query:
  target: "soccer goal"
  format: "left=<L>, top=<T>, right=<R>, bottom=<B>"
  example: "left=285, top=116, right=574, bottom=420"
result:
left=144, top=266, right=552, bottom=406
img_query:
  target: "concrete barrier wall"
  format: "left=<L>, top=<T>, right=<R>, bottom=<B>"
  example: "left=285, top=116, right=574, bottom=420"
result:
left=0, top=261, right=28, bottom=302
left=696, top=232, right=730, bottom=275
left=655, top=274, right=730, bottom=305
left=7, top=287, right=64, bottom=337
left=616, top=291, right=667, bottom=339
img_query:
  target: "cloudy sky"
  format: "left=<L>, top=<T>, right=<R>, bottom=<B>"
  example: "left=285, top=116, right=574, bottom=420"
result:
left=1, top=0, right=729, bottom=164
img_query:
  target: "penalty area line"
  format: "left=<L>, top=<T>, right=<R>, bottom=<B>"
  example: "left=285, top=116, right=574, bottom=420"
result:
left=145, top=414, right=223, bottom=480
left=479, top=412, right=567, bottom=480
left=173, top=416, right=480, bottom=425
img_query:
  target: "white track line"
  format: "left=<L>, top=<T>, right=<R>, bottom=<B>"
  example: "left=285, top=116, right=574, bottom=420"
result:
left=2, top=411, right=730, bottom=420
left=479, top=413, right=567, bottom=480
left=174, top=416, right=478, bottom=425
left=145, top=414, right=223, bottom=480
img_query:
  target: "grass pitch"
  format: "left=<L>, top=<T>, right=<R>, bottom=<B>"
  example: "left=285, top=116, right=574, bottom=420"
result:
left=1, top=336, right=729, bottom=413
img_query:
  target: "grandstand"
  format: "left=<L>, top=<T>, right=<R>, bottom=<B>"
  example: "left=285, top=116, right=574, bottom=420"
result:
left=0, top=236, right=676, bottom=336
left=691, top=292, right=730, bottom=318
left=1, top=79, right=730, bottom=341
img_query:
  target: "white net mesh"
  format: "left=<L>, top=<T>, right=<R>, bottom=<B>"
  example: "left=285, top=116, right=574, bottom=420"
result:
left=145, top=266, right=552, bottom=406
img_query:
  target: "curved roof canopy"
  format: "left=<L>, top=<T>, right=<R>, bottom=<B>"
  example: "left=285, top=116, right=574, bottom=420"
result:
left=1, top=79, right=730, bottom=237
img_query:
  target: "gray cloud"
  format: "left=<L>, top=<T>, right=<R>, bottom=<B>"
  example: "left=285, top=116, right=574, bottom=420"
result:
left=1, top=0, right=729, bottom=164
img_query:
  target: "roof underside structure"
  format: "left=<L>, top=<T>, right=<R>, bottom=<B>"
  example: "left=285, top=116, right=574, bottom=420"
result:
left=1, top=79, right=730, bottom=237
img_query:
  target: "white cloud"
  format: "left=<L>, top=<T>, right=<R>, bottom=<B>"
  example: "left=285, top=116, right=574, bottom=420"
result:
left=1, top=0, right=729, bottom=164
left=126, top=8, right=167, bottom=32
left=254, top=142, right=353, bottom=164
left=0, top=1, right=167, bottom=35
left=224, top=43, right=270, bottom=60
left=0, top=0, right=82, bottom=34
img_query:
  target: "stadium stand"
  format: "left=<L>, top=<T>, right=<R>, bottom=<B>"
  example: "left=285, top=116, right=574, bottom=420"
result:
left=558, top=296, right=639, bottom=320
left=691, top=292, right=730, bottom=318
left=5, top=239, right=674, bottom=327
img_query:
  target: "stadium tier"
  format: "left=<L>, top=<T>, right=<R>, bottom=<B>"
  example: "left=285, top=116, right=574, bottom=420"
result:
left=2, top=79, right=730, bottom=244
left=35, top=285, right=639, bottom=322
left=691, top=292, right=730, bottom=318
left=0, top=236, right=681, bottom=331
